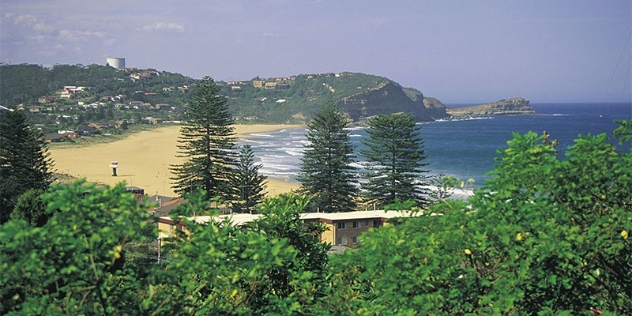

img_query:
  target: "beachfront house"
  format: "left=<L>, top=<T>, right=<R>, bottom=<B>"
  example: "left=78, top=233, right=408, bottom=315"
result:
left=156, top=210, right=419, bottom=247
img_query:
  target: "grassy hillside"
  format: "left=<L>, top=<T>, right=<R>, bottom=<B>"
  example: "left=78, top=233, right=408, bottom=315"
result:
left=0, top=64, right=445, bottom=126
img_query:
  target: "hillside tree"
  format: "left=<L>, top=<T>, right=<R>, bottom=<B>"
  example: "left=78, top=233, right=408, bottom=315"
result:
left=169, top=77, right=236, bottom=200
left=360, top=113, right=429, bottom=207
left=297, top=100, right=358, bottom=212
left=228, top=145, right=267, bottom=213
left=0, top=110, right=53, bottom=223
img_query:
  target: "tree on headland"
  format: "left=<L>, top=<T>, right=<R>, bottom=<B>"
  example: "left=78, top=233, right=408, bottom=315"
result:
left=297, top=100, right=358, bottom=212
left=0, top=110, right=53, bottom=224
left=360, top=113, right=429, bottom=207
left=228, top=145, right=267, bottom=213
left=169, top=77, right=236, bottom=200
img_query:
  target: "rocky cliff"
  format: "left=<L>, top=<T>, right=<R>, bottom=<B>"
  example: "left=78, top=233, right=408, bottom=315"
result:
left=335, top=82, right=450, bottom=122
left=446, top=97, right=535, bottom=118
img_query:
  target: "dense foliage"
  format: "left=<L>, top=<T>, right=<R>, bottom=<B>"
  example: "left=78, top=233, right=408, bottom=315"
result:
left=0, top=184, right=330, bottom=314
left=465, top=130, right=632, bottom=313
left=169, top=77, right=237, bottom=199
left=298, top=100, right=359, bottom=212
left=360, top=113, right=430, bottom=207
left=9, top=188, right=48, bottom=227
left=0, top=181, right=153, bottom=314
left=0, top=110, right=53, bottom=223
left=1, top=121, right=629, bottom=314
left=320, top=125, right=631, bottom=314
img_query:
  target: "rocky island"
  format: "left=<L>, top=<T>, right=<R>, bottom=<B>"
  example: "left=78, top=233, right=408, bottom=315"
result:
left=446, top=97, right=535, bottom=118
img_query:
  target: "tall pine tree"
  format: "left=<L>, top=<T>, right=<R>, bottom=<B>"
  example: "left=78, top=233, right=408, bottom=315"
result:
left=360, top=113, right=429, bottom=207
left=169, top=77, right=236, bottom=200
left=228, top=145, right=267, bottom=214
left=0, top=110, right=53, bottom=223
left=298, top=100, right=358, bottom=212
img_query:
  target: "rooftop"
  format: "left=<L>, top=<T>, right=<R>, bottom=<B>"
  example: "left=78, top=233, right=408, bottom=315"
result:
left=159, top=209, right=420, bottom=226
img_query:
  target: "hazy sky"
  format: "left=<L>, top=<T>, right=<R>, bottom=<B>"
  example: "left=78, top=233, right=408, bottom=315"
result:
left=1, top=0, right=630, bottom=104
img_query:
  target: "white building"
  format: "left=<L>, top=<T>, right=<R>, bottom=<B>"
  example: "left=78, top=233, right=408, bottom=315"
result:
left=106, top=57, right=125, bottom=69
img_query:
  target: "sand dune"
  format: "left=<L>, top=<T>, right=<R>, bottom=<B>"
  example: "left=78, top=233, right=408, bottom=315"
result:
left=49, top=124, right=303, bottom=197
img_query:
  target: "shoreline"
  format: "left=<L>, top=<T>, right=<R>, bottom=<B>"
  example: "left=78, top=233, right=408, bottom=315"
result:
left=49, top=124, right=303, bottom=197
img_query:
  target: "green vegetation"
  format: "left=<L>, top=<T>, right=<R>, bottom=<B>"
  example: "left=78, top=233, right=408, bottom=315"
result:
left=0, top=63, right=194, bottom=107
left=0, top=64, right=444, bottom=130
left=9, top=189, right=48, bottom=227
left=0, top=181, right=153, bottom=314
left=1, top=62, right=629, bottom=313
left=0, top=121, right=630, bottom=314
left=228, top=145, right=268, bottom=214
left=298, top=100, right=359, bottom=212
left=0, top=110, right=53, bottom=223
left=360, top=113, right=430, bottom=207
left=169, top=77, right=237, bottom=199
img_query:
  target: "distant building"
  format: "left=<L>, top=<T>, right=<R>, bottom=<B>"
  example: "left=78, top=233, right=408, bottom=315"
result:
left=106, top=57, right=125, bottom=69
left=252, top=80, right=265, bottom=88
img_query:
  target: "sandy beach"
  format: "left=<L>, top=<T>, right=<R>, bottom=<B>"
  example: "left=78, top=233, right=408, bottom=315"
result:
left=49, top=124, right=303, bottom=197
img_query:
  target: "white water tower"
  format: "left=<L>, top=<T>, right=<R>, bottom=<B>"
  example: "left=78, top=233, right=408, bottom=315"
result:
left=106, top=57, right=125, bottom=69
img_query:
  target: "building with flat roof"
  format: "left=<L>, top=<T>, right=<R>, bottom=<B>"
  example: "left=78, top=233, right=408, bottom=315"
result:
left=156, top=210, right=420, bottom=247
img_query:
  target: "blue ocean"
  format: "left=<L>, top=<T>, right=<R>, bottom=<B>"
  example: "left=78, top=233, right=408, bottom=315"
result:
left=241, top=103, right=631, bottom=188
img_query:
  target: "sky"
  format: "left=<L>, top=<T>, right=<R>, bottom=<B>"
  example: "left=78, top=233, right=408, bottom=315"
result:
left=1, top=0, right=631, bottom=104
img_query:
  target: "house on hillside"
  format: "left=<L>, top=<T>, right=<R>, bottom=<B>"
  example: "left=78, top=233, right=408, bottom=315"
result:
left=78, top=125, right=99, bottom=136
left=38, top=96, right=56, bottom=104
left=129, top=101, right=146, bottom=110
left=154, top=104, right=170, bottom=111
left=28, top=106, right=42, bottom=113
left=142, top=117, right=164, bottom=124
left=58, top=130, right=79, bottom=139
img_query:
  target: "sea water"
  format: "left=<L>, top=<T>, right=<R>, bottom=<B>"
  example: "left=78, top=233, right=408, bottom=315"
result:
left=240, top=103, right=631, bottom=188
